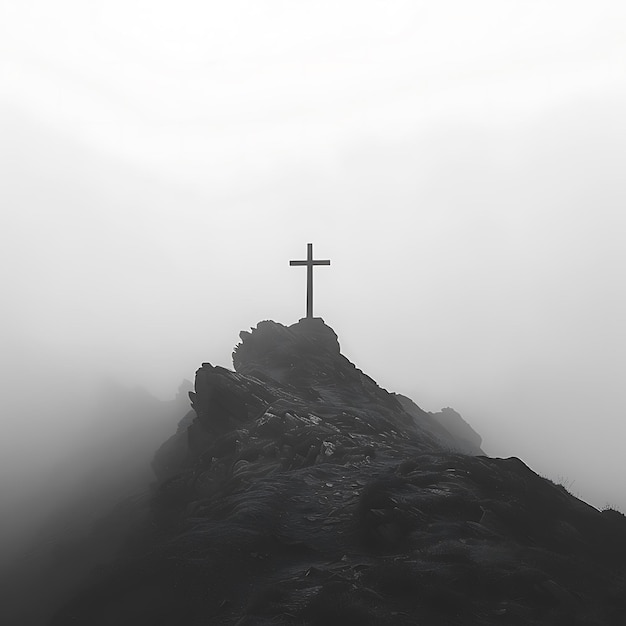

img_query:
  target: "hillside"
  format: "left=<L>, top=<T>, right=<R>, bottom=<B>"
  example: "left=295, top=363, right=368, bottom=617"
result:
left=49, top=319, right=626, bottom=625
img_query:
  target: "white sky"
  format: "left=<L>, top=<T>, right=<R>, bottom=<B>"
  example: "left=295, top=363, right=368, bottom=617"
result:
left=1, top=1, right=626, bottom=512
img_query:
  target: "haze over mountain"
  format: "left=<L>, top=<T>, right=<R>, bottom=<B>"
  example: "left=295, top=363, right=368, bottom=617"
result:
left=1, top=0, right=625, bottom=565
left=10, top=318, right=624, bottom=625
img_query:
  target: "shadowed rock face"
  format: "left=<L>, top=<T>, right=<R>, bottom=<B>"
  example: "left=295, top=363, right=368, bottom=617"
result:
left=52, top=320, right=626, bottom=625
left=428, top=406, right=484, bottom=456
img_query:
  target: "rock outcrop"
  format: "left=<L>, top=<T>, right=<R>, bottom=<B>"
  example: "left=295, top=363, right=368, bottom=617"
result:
left=51, top=319, right=626, bottom=625
left=429, top=406, right=483, bottom=455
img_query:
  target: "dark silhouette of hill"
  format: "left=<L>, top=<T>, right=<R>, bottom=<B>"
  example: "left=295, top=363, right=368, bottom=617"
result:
left=0, top=379, right=192, bottom=626
left=35, top=319, right=626, bottom=624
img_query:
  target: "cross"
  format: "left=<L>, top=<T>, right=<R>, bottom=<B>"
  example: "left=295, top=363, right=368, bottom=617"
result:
left=289, top=243, right=331, bottom=319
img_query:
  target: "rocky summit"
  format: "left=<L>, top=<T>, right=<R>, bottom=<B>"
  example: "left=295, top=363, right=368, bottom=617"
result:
left=52, top=319, right=626, bottom=625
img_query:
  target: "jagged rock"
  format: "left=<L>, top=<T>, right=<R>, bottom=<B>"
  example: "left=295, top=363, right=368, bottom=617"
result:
left=430, top=406, right=483, bottom=455
left=395, top=394, right=484, bottom=455
left=50, top=319, right=626, bottom=626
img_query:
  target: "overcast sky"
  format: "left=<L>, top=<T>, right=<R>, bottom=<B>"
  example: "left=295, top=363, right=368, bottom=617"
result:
left=1, top=1, right=625, bottom=514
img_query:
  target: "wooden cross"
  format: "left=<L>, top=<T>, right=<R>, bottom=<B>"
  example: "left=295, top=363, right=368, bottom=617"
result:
left=290, top=243, right=331, bottom=318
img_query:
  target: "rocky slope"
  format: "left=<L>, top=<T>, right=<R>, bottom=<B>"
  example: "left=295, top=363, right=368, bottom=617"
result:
left=51, top=319, right=626, bottom=625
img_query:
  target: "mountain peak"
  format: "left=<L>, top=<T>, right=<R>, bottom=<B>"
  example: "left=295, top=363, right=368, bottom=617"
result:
left=233, top=318, right=340, bottom=379
left=230, top=319, right=482, bottom=455
left=47, top=320, right=626, bottom=625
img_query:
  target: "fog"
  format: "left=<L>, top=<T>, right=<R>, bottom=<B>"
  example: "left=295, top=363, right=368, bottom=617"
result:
left=2, top=0, right=626, bottom=563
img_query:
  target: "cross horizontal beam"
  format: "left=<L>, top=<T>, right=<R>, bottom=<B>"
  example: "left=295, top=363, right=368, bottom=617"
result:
left=289, top=260, right=330, bottom=266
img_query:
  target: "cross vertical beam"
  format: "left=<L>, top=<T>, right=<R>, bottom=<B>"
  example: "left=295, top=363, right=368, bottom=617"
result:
left=306, top=244, right=313, bottom=318
left=289, top=243, right=331, bottom=319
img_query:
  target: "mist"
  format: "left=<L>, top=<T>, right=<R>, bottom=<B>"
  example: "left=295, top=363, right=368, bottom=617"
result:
left=2, top=0, right=626, bottom=577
